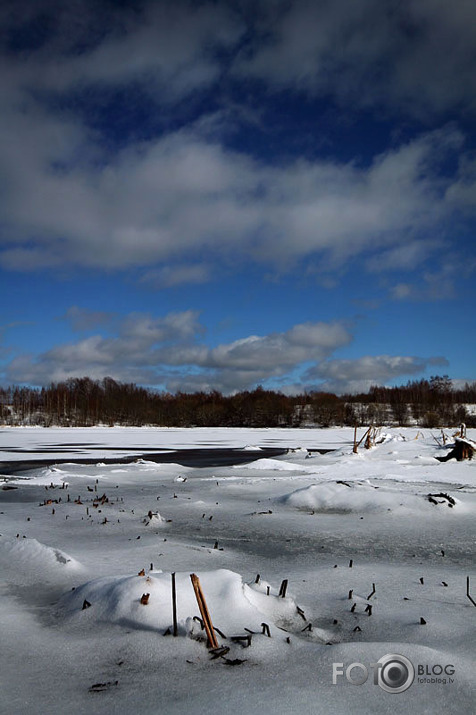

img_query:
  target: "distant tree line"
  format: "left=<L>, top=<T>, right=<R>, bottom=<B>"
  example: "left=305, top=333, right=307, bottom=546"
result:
left=0, top=375, right=475, bottom=428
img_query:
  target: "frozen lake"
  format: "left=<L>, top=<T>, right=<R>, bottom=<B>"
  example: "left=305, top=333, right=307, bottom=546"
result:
left=1, top=426, right=475, bottom=714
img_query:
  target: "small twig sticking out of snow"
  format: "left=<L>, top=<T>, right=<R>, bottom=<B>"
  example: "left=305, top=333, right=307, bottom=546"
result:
left=367, top=584, right=376, bottom=599
left=230, top=634, right=251, bottom=647
left=431, top=433, right=443, bottom=447
left=209, top=646, right=230, bottom=660
left=348, top=589, right=353, bottom=600
left=172, top=572, right=178, bottom=637
left=255, top=574, right=260, bottom=584
left=466, top=577, right=476, bottom=607
left=193, top=616, right=205, bottom=630
left=365, top=605, right=372, bottom=616
left=261, top=623, right=271, bottom=637
left=279, top=579, right=288, bottom=598
left=420, top=577, right=424, bottom=585
left=349, top=560, right=353, bottom=568
left=420, top=617, right=426, bottom=625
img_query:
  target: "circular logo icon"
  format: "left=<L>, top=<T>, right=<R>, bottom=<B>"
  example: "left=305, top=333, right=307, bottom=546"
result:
left=377, top=654, right=415, bottom=693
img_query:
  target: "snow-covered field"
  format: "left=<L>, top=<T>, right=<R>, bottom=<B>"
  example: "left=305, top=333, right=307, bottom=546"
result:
left=1, top=426, right=475, bottom=714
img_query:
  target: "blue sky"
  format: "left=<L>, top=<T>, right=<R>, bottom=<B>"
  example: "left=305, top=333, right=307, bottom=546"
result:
left=1, top=0, right=475, bottom=395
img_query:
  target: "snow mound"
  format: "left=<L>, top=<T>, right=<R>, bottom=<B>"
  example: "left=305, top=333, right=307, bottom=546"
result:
left=142, top=510, right=165, bottom=526
left=280, top=481, right=461, bottom=514
left=241, top=445, right=263, bottom=451
left=0, top=536, right=84, bottom=585
left=57, top=569, right=310, bottom=638
left=376, top=432, right=403, bottom=443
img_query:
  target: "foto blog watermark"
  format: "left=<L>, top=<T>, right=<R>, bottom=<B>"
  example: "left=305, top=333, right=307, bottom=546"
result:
left=332, top=654, right=455, bottom=693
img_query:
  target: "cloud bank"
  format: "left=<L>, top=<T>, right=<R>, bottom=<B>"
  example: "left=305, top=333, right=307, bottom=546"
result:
left=6, top=310, right=446, bottom=394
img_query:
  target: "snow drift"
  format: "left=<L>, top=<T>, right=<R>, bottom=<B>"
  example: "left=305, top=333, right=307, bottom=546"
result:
left=279, top=480, right=462, bottom=514
left=57, top=568, right=311, bottom=639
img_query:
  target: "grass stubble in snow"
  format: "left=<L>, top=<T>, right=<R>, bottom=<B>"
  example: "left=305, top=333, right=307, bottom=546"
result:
left=0, top=426, right=475, bottom=714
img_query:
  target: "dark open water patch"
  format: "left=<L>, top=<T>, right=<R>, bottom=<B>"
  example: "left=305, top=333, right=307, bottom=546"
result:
left=1, top=445, right=337, bottom=476
left=0, top=447, right=286, bottom=475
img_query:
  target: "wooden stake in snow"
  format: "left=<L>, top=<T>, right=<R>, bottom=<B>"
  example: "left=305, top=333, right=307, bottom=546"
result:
left=172, top=572, right=178, bottom=637
left=190, top=574, right=219, bottom=649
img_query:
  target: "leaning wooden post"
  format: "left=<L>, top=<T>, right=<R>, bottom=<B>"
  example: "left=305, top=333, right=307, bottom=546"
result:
left=353, top=426, right=358, bottom=453
left=190, top=574, right=219, bottom=649
left=172, top=572, right=178, bottom=637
